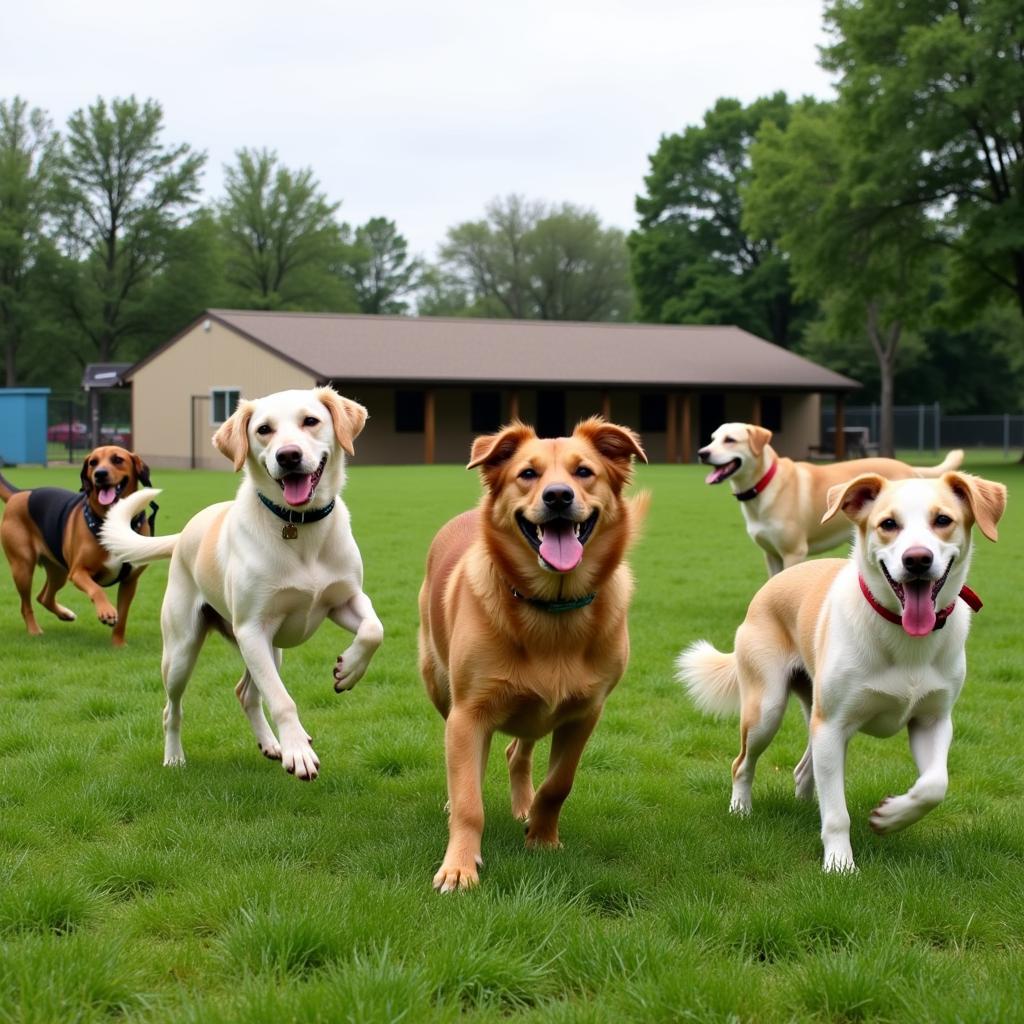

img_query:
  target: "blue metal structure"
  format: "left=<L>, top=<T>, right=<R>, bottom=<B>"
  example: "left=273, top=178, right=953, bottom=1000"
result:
left=0, top=388, right=50, bottom=465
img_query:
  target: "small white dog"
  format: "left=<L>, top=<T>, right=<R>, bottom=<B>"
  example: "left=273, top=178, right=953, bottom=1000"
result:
left=102, top=387, right=383, bottom=780
left=678, top=470, right=1006, bottom=871
left=697, top=422, right=964, bottom=576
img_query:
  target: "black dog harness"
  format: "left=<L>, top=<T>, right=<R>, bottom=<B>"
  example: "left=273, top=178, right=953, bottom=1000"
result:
left=26, top=487, right=157, bottom=586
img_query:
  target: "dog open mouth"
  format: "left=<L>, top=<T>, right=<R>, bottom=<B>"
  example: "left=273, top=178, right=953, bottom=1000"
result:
left=705, top=459, right=741, bottom=485
left=881, top=557, right=954, bottom=636
left=516, top=510, right=598, bottom=573
left=277, top=454, right=328, bottom=508
left=96, top=479, right=128, bottom=507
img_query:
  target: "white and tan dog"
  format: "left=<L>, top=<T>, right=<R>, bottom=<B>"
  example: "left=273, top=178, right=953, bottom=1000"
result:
left=698, top=422, right=964, bottom=575
left=678, top=470, right=1006, bottom=872
left=101, top=387, right=383, bottom=780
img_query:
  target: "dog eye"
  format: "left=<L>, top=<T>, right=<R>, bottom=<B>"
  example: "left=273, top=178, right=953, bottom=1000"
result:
left=934, top=514, right=953, bottom=527
left=255, top=423, right=273, bottom=436
left=303, top=416, right=320, bottom=427
left=111, top=455, right=123, bottom=465
left=518, top=467, right=538, bottom=480
left=89, top=459, right=98, bottom=467
left=879, top=517, right=899, bottom=532
left=574, top=466, right=594, bottom=478
left=723, top=437, right=735, bottom=444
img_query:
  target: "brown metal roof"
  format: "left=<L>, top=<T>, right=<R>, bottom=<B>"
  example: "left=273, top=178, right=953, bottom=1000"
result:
left=127, top=310, right=860, bottom=391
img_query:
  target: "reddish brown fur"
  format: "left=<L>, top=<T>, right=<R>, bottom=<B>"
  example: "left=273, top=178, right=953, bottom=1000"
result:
left=419, top=418, right=648, bottom=891
left=0, top=446, right=153, bottom=645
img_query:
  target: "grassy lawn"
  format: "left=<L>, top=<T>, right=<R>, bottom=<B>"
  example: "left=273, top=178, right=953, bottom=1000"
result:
left=0, top=455, right=1021, bottom=1022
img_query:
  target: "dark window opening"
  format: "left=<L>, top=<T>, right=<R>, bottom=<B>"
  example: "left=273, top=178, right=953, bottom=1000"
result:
left=698, top=393, right=726, bottom=446
left=471, top=391, right=502, bottom=434
left=535, top=390, right=565, bottom=438
left=639, top=393, right=668, bottom=433
left=760, top=396, right=783, bottom=434
left=395, top=390, right=425, bottom=433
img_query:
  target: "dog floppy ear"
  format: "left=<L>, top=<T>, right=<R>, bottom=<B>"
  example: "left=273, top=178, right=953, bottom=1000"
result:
left=747, top=425, right=772, bottom=457
left=467, top=422, right=535, bottom=487
left=943, top=471, right=1007, bottom=542
left=212, top=399, right=255, bottom=472
left=132, top=453, right=152, bottom=487
left=574, top=417, right=648, bottom=465
left=822, top=473, right=887, bottom=524
left=79, top=454, right=93, bottom=494
left=315, top=386, right=367, bottom=458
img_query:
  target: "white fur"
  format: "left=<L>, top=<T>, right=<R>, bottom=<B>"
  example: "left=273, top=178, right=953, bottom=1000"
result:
left=101, top=388, right=383, bottom=780
left=679, top=474, right=1002, bottom=872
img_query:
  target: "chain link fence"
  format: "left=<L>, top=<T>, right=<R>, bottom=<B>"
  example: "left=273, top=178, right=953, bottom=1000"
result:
left=822, top=404, right=1024, bottom=457
left=46, top=389, right=132, bottom=464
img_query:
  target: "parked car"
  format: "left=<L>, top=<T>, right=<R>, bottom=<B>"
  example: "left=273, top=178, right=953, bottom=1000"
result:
left=47, top=421, right=88, bottom=443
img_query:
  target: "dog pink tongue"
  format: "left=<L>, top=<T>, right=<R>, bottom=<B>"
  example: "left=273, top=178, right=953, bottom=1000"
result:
left=902, top=580, right=936, bottom=636
left=539, top=520, right=583, bottom=572
left=705, top=466, right=727, bottom=484
left=282, top=474, right=313, bottom=507
left=98, top=487, right=117, bottom=506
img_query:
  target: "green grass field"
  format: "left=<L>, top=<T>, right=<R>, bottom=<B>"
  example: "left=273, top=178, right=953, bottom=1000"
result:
left=0, top=457, right=1021, bottom=1023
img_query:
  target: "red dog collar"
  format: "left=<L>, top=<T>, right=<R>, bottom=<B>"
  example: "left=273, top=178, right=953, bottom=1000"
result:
left=734, top=460, right=778, bottom=502
left=858, top=574, right=982, bottom=632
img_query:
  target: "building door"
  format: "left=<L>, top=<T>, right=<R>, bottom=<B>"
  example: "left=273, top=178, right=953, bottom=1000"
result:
left=535, top=390, right=566, bottom=438
left=698, top=393, right=726, bottom=447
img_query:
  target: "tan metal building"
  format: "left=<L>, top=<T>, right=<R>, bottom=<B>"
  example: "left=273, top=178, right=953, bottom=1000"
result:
left=122, top=310, right=859, bottom=468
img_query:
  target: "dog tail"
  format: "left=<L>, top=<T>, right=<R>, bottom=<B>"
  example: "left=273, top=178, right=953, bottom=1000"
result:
left=0, top=470, right=22, bottom=503
left=100, top=488, right=178, bottom=564
left=914, top=449, right=964, bottom=477
left=676, top=640, right=740, bottom=717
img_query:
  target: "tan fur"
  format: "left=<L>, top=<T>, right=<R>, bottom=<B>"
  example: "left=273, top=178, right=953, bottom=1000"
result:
left=699, top=422, right=965, bottom=575
left=419, top=417, right=648, bottom=892
left=680, top=472, right=1008, bottom=871
left=0, top=446, right=153, bottom=645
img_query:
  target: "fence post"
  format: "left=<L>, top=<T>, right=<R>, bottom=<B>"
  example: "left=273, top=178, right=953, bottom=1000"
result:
left=917, top=404, right=924, bottom=452
left=933, top=402, right=940, bottom=453
left=1005, top=413, right=1011, bottom=460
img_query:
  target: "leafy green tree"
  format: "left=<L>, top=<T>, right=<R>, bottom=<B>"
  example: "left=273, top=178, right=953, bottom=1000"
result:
left=822, top=0, right=1024, bottom=317
left=414, top=265, right=472, bottom=317
left=219, top=148, right=354, bottom=311
left=630, top=93, right=812, bottom=346
left=337, top=217, right=420, bottom=314
left=55, top=96, right=205, bottom=362
left=0, top=97, right=61, bottom=385
left=440, top=195, right=632, bottom=321
left=745, top=100, right=931, bottom=456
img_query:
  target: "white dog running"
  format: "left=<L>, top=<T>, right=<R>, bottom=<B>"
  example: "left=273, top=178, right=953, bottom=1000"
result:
left=101, top=387, right=383, bottom=780
left=677, top=470, right=1006, bottom=872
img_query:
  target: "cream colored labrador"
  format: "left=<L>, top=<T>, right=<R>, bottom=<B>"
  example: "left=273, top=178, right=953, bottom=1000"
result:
left=678, top=471, right=1006, bottom=872
left=101, top=387, right=383, bottom=780
left=697, top=422, right=964, bottom=576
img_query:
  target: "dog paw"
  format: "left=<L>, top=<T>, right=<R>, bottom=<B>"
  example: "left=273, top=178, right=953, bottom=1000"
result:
left=729, top=796, right=752, bottom=816
left=258, top=739, right=283, bottom=761
left=333, top=649, right=368, bottom=692
left=525, top=832, right=563, bottom=850
left=97, top=607, right=118, bottom=627
left=56, top=606, right=76, bottom=622
left=163, top=753, right=186, bottom=767
left=281, top=736, right=319, bottom=781
left=433, top=855, right=483, bottom=893
left=869, top=794, right=921, bottom=835
left=822, top=848, right=858, bottom=874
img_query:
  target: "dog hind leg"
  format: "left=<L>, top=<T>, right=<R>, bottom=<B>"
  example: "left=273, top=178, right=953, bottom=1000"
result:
left=506, top=738, right=535, bottom=821
left=36, top=562, right=75, bottom=623
left=160, top=598, right=207, bottom=767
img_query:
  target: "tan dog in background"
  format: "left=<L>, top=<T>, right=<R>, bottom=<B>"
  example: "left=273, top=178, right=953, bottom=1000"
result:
left=0, top=446, right=154, bottom=645
left=419, top=418, right=648, bottom=892
left=101, top=387, right=383, bottom=780
left=679, top=471, right=1006, bottom=872
left=698, top=422, right=964, bottom=575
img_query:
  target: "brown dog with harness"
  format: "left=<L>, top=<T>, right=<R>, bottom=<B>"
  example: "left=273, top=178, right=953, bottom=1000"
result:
left=0, top=446, right=156, bottom=645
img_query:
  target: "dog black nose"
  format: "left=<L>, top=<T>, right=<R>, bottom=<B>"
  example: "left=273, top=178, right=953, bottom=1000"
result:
left=93, top=468, right=109, bottom=482
left=275, top=446, right=304, bottom=471
left=697, top=446, right=710, bottom=463
left=542, top=483, right=574, bottom=511
left=902, top=547, right=934, bottom=575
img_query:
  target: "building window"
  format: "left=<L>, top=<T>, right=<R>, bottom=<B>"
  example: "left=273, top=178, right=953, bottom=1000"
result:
left=535, top=390, right=565, bottom=438
left=471, top=391, right=502, bottom=434
left=395, top=389, right=425, bottom=433
left=639, top=393, right=668, bottom=433
left=211, top=387, right=240, bottom=424
left=761, top=396, right=783, bottom=434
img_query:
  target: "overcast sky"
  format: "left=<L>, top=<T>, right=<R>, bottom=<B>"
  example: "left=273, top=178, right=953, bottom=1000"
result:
left=4, top=0, right=835, bottom=261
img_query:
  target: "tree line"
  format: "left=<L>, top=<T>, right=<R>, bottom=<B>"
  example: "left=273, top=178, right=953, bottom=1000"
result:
left=2, top=0, right=1022, bottom=441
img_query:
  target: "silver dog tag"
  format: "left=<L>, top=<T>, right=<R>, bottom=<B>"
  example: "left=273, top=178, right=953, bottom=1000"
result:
left=282, top=524, right=299, bottom=540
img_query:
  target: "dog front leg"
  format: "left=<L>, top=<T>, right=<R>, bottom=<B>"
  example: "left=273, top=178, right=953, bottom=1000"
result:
left=235, top=624, right=319, bottom=781
left=329, top=591, right=384, bottom=692
left=526, top=709, right=602, bottom=849
left=68, top=566, right=119, bottom=627
left=869, top=714, right=953, bottom=835
left=111, top=571, right=141, bottom=646
left=434, top=707, right=489, bottom=892
left=811, top=719, right=856, bottom=872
